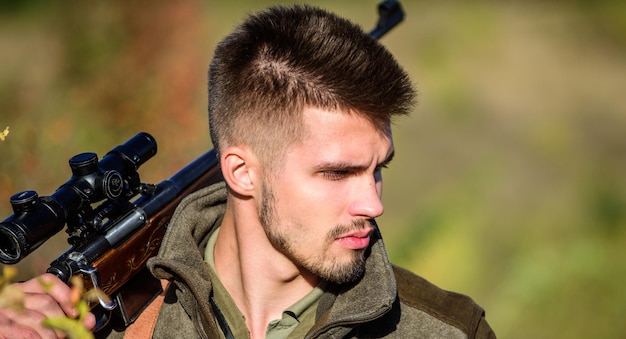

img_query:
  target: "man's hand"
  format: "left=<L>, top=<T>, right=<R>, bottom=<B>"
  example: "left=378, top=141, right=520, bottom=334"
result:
left=0, top=273, right=96, bottom=338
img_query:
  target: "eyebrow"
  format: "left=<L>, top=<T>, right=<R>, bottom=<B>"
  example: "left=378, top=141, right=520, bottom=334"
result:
left=313, top=149, right=395, bottom=172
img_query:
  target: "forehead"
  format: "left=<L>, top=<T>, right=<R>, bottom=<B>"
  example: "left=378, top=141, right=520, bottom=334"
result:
left=294, top=106, right=393, bottom=159
left=301, top=105, right=391, bottom=135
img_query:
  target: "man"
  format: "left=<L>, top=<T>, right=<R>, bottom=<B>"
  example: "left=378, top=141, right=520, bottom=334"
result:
left=1, top=4, right=495, bottom=338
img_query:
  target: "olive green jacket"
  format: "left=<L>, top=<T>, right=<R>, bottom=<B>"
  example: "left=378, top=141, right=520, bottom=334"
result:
left=119, top=182, right=495, bottom=338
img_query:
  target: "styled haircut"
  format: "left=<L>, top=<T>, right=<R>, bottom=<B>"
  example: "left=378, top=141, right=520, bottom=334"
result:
left=208, top=5, right=415, bottom=166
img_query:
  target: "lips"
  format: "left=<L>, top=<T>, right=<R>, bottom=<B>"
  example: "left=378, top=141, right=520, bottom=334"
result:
left=335, top=229, right=372, bottom=250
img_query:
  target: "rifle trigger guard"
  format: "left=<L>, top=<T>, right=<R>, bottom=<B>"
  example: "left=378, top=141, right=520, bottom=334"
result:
left=68, top=252, right=118, bottom=311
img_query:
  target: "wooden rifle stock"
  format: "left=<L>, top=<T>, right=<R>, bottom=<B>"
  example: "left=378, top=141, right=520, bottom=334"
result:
left=62, top=149, right=224, bottom=328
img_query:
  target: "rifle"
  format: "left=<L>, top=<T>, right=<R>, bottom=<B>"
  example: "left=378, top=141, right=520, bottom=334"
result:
left=0, top=132, right=224, bottom=328
left=0, top=0, right=405, bottom=331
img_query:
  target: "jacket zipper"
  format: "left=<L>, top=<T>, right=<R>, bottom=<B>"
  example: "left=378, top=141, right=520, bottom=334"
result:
left=306, top=305, right=390, bottom=338
left=193, top=298, right=210, bottom=339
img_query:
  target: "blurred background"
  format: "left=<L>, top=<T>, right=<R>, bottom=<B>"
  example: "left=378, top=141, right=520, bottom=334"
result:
left=1, top=1, right=625, bottom=337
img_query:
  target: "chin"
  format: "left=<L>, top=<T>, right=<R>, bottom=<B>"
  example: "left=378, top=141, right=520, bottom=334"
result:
left=317, top=251, right=367, bottom=284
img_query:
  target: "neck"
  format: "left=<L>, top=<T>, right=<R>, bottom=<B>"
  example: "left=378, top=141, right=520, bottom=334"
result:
left=214, top=201, right=320, bottom=338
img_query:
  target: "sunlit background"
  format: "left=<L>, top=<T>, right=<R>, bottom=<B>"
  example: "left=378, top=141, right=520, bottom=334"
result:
left=1, top=1, right=625, bottom=338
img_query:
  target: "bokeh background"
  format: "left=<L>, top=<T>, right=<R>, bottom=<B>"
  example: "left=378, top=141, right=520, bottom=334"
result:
left=1, top=1, right=625, bottom=337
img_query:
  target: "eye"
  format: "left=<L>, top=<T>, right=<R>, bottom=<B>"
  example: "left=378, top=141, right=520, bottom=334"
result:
left=321, top=170, right=350, bottom=181
left=374, top=163, right=389, bottom=181
left=375, top=163, right=389, bottom=173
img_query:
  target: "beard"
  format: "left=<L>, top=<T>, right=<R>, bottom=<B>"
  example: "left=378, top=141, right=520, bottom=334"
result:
left=259, top=183, right=368, bottom=284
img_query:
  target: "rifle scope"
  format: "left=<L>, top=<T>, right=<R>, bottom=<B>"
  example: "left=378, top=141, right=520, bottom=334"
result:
left=0, top=132, right=157, bottom=264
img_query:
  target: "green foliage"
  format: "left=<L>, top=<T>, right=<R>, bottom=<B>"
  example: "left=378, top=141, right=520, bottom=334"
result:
left=0, top=266, right=24, bottom=311
left=42, top=300, right=94, bottom=339
left=0, top=267, right=94, bottom=339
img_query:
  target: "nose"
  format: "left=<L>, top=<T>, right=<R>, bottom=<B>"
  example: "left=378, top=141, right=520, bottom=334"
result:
left=348, top=176, right=384, bottom=219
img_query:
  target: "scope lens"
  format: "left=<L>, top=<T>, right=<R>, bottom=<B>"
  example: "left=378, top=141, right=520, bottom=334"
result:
left=0, top=228, right=21, bottom=263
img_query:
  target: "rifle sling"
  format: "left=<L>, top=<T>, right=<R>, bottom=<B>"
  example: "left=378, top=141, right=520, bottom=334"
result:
left=123, top=279, right=169, bottom=338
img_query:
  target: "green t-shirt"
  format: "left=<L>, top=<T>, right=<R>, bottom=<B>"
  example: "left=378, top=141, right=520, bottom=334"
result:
left=204, top=228, right=325, bottom=339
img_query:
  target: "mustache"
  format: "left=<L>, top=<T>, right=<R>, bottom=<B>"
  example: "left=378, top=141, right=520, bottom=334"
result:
left=327, top=219, right=374, bottom=240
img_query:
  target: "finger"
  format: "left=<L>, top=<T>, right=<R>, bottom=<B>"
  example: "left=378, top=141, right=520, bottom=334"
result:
left=23, top=292, right=67, bottom=319
left=83, top=311, right=97, bottom=331
left=11, top=296, right=69, bottom=338
left=0, top=307, right=59, bottom=339
left=18, top=274, right=77, bottom=317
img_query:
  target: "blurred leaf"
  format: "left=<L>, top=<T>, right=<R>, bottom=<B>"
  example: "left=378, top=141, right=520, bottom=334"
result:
left=0, top=126, right=8, bottom=141
left=0, top=266, right=24, bottom=311
left=42, top=301, right=94, bottom=339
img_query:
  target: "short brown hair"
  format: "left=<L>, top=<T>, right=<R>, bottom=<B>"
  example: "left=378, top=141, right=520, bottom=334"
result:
left=208, top=5, right=415, bottom=165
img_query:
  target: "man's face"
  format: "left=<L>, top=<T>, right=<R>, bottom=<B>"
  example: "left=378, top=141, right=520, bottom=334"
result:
left=259, top=107, right=394, bottom=284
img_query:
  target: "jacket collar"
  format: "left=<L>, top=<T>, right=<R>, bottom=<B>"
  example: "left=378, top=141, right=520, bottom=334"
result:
left=310, top=224, right=397, bottom=336
left=148, top=182, right=397, bottom=335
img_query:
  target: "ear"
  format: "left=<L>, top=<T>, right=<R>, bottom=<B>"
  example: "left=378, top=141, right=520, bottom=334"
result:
left=220, top=146, right=259, bottom=196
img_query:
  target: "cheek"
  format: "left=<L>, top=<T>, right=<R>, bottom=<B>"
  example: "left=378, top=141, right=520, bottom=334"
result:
left=276, top=177, right=346, bottom=220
